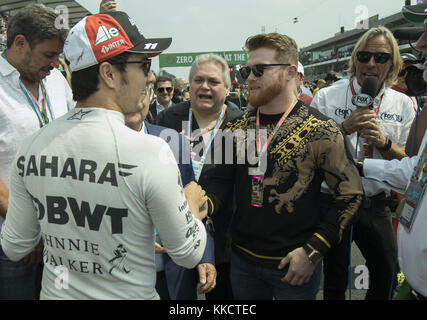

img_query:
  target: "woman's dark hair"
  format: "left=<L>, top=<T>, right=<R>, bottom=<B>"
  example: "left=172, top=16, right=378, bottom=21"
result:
left=70, top=52, right=131, bottom=101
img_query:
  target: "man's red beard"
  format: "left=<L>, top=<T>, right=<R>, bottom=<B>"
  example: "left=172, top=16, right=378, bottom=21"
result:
left=248, top=72, right=285, bottom=107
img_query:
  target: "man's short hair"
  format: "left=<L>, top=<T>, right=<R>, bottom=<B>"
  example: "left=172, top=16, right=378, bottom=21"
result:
left=154, top=76, right=174, bottom=90
left=70, top=52, right=131, bottom=101
left=188, top=54, right=231, bottom=89
left=7, top=4, right=68, bottom=48
left=346, top=26, right=402, bottom=88
left=244, top=32, right=298, bottom=66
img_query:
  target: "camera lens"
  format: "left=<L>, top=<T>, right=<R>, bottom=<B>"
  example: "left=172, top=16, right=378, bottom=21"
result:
left=405, top=64, right=427, bottom=96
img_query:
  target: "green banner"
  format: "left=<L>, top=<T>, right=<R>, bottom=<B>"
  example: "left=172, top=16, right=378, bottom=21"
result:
left=159, top=51, right=248, bottom=68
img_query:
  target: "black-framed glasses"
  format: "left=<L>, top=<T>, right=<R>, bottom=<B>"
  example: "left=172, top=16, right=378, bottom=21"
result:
left=111, top=59, right=152, bottom=75
left=156, top=87, right=173, bottom=93
left=356, top=51, right=391, bottom=64
left=239, top=63, right=291, bottom=80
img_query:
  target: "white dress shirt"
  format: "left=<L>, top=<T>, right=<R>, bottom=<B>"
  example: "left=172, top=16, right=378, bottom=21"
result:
left=311, top=77, right=416, bottom=196
left=0, top=55, right=74, bottom=228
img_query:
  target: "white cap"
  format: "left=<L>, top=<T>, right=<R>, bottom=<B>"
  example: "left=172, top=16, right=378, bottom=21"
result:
left=298, top=61, right=304, bottom=75
left=64, top=11, right=172, bottom=72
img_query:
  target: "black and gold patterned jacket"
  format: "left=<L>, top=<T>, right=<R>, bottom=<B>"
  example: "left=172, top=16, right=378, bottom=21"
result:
left=207, top=101, right=363, bottom=266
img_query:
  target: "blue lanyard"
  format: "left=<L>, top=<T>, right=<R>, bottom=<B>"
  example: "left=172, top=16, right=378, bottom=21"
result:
left=2, top=50, right=53, bottom=127
left=187, top=107, right=226, bottom=163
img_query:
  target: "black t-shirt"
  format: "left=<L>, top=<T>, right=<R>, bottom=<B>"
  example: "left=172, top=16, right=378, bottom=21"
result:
left=206, top=102, right=363, bottom=266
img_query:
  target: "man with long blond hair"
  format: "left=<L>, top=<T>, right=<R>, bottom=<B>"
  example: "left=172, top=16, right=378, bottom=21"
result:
left=311, top=26, right=416, bottom=300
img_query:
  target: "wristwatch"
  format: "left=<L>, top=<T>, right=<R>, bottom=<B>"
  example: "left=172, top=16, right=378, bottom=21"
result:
left=302, top=244, right=323, bottom=265
left=377, top=137, right=392, bottom=151
left=356, top=160, right=364, bottom=177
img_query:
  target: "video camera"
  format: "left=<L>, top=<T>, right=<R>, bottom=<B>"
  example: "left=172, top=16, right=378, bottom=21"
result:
left=405, top=60, right=426, bottom=96
left=393, top=27, right=427, bottom=96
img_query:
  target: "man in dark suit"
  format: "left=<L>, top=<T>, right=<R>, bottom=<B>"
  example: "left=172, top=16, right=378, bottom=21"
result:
left=149, top=75, right=175, bottom=120
left=125, top=72, right=216, bottom=299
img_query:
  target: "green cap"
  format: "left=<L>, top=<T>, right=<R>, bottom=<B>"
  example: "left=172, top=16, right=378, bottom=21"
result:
left=402, top=3, right=427, bottom=24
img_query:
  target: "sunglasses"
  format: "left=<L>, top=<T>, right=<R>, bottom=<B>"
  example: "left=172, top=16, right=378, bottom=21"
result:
left=112, top=59, right=152, bottom=76
left=156, top=87, right=173, bottom=93
left=239, top=64, right=291, bottom=80
left=356, top=51, right=391, bottom=64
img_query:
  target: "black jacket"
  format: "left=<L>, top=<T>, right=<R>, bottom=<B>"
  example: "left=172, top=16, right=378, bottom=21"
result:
left=149, top=100, right=175, bottom=120
left=204, top=102, right=363, bottom=267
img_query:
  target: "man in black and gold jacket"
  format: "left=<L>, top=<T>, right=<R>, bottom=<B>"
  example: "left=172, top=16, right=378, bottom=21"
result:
left=205, top=33, right=363, bottom=300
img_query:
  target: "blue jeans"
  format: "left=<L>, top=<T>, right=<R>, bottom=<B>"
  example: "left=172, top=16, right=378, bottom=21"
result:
left=230, top=251, right=321, bottom=300
left=0, top=246, right=41, bottom=300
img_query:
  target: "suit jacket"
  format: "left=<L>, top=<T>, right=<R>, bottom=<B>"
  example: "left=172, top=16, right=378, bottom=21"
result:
left=155, top=101, right=243, bottom=265
left=149, top=101, right=174, bottom=120
left=145, top=122, right=214, bottom=300
left=149, top=102, right=158, bottom=119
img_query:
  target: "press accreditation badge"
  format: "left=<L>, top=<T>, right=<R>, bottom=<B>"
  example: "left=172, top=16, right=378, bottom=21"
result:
left=191, top=152, right=203, bottom=182
left=399, top=180, right=426, bottom=231
left=250, top=175, right=264, bottom=207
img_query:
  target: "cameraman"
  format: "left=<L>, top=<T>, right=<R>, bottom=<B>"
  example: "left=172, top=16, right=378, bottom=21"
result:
left=393, top=53, right=419, bottom=111
left=99, top=0, right=117, bottom=13
left=172, top=77, right=188, bottom=104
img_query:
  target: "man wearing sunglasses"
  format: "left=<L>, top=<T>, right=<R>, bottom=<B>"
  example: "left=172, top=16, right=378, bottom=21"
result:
left=311, top=26, right=416, bottom=300
left=394, top=53, right=418, bottom=93
left=392, top=53, right=420, bottom=114
left=1, top=11, right=209, bottom=300
left=149, top=76, right=175, bottom=120
left=204, top=33, right=362, bottom=300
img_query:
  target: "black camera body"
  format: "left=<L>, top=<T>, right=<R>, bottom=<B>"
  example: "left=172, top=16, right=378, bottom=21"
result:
left=405, top=61, right=427, bottom=96
left=393, top=27, right=427, bottom=96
